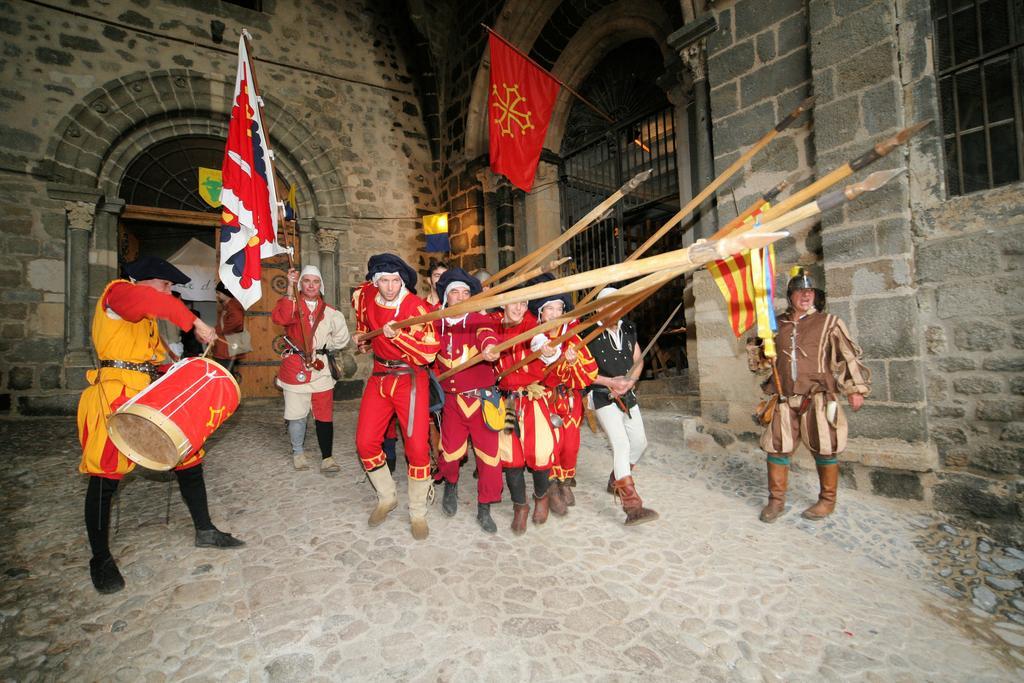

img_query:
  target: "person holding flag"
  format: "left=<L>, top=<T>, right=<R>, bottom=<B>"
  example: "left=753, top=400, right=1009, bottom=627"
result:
left=747, top=267, right=871, bottom=523
left=352, top=254, right=440, bottom=540
left=272, top=265, right=351, bottom=473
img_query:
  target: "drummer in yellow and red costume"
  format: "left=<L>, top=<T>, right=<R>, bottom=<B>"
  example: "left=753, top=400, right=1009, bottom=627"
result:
left=528, top=280, right=599, bottom=511
left=352, top=253, right=440, bottom=540
left=432, top=268, right=503, bottom=533
left=77, top=257, right=244, bottom=595
left=494, top=293, right=560, bottom=534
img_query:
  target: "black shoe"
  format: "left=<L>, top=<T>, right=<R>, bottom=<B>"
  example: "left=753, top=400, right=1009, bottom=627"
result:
left=195, top=528, right=246, bottom=548
left=442, top=481, right=458, bottom=517
left=477, top=503, right=497, bottom=534
left=90, top=556, right=125, bottom=594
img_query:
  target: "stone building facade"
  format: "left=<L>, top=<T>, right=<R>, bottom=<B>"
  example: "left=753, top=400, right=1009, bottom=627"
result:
left=0, top=0, right=439, bottom=408
left=0, top=0, right=1021, bottom=541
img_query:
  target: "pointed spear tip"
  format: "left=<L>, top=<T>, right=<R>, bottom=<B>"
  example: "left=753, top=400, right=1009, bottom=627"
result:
left=626, top=168, right=655, bottom=190
left=895, top=119, right=933, bottom=143
left=863, top=167, right=907, bottom=190
left=797, top=95, right=817, bottom=112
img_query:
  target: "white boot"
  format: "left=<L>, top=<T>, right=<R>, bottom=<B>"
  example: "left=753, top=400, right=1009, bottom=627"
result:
left=366, top=466, right=398, bottom=527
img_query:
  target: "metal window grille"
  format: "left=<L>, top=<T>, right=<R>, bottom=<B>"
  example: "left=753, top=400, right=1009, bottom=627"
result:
left=932, top=0, right=1024, bottom=195
left=558, top=106, right=685, bottom=343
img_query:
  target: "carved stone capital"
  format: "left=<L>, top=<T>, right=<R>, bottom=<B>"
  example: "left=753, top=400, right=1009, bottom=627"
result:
left=474, top=168, right=506, bottom=194
left=680, top=42, right=707, bottom=83
left=65, top=201, right=97, bottom=232
left=315, top=228, right=339, bottom=253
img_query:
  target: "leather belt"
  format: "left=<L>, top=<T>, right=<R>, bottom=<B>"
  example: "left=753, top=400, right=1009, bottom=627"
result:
left=371, top=356, right=425, bottom=437
left=99, top=359, right=159, bottom=378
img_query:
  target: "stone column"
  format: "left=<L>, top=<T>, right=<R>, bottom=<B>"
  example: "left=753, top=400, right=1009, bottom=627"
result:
left=495, top=182, right=516, bottom=271
left=64, top=200, right=97, bottom=366
left=475, top=168, right=502, bottom=273
left=315, top=228, right=339, bottom=306
left=523, top=160, right=561, bottom=256
left=678, top=41, right=717, bottom=240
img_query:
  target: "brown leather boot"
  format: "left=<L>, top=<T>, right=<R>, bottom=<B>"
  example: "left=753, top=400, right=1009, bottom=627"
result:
left=612, top=475, right=658, bottom=526
left=532, top=493, right=549, bottom=525
left=759, top=462, right=789, bottom=523
left=548, top=481, right=568, bottom=516
left=559, top=479, right=575, bottom=507
left=802, top=463, right=839, bottom=520
left=511, top=502, right=529, bottom=535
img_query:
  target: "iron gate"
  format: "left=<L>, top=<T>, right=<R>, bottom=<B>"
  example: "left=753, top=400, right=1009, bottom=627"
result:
left=558, top=106, right=686, bottom=371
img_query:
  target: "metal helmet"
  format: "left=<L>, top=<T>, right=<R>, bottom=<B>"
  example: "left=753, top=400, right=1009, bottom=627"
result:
left=786, top=266, right=826, bottom=310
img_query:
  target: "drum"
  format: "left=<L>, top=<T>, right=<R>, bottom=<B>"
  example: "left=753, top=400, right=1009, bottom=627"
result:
left=107, top=357, right=241, bottom=471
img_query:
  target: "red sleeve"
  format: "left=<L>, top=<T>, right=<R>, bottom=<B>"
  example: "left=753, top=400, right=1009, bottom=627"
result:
left=271, top=297, right=298, bottom=326
left=218, top=299, right=245, bottom=335
left=471, top=313, right=499, bottom=349
left=104, top=282, right=196, bottom=330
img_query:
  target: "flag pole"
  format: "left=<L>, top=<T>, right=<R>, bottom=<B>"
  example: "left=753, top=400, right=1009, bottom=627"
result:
left=240, top=30, right=290, bottom=261
left=482, top=24, right=615, bottom=124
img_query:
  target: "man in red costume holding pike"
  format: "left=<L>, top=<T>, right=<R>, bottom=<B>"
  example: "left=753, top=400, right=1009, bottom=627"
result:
left=432, top=268, right=503, bottom=533
left=352, top=253, right=440, bottom=540
left=528, top=278, right=598, bottom=511
left=494, top=290, right=560, bottom=534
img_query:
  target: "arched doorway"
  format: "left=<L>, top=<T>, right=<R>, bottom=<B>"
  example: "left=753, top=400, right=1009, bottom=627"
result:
left=117, top=134, right=299, bottom=398
left=558, top=38, right=688, bottom=375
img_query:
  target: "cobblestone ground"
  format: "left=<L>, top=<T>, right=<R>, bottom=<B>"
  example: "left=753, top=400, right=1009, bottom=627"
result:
left=1, top=405, right=1021, bottom=681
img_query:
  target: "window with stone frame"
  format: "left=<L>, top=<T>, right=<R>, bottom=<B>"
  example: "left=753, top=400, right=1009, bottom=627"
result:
left=931, top=0, right=1024, bottom=195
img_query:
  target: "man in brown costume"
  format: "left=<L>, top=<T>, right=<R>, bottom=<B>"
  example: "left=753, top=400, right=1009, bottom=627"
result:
left=748, top=267, right=871, bottom=522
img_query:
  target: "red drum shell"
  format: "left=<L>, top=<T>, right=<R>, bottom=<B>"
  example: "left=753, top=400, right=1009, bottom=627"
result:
left=107, top=357, right=240, bottom=471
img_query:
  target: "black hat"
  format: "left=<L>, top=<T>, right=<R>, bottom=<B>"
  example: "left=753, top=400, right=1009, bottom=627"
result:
left=526, top=273, right=572, bottom=318
left=366, top=253, right=417, bottom=291
left=123, top=256, right=190, bottom=285
left=436, top=268, right=482, bottom=304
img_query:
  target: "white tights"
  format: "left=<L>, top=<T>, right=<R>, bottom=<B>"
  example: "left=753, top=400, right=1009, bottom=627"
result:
left=595, top=403, right=647, bottom=479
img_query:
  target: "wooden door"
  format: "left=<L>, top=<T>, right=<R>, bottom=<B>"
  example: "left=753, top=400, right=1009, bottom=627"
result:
left=230, top=231, right=297, bottom=399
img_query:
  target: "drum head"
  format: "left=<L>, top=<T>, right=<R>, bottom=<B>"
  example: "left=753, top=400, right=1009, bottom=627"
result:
left=108, top=412, right=183, bottom=471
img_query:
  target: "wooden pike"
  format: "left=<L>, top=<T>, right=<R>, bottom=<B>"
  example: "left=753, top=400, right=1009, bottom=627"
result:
left=357, top=256, right=570, bottom=343
left=744, top=168, right=906, bottom=238
left=378, top=229, right=789, bottom=334
left=482, top=256, right=571, bottom=300
left=500, top=277, right=669, bottom=380
left=574, top=96, right=815, bottom=310
left=435, top=275, right=664, bottom=381
left=482, top=168, right=654, bottom=286
left=716, top=120, right=930, bottom=240
left=713, top=178, right=789, bottom=240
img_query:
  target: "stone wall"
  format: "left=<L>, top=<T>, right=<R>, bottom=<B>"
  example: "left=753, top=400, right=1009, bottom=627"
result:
left=697, top=0, right=816, bottom=434
left=0, top=0, right=438, bottom=413
left=696, top=0, right=1023, bottom=542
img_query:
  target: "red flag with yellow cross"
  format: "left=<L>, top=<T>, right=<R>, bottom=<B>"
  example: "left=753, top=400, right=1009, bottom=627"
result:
left=488, top=33, right=559, bottom=192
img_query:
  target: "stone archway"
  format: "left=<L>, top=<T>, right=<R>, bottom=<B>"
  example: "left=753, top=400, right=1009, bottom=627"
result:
left=46, top=69, right=342, bottom=216
left=46, top=69, right=346, bottom=371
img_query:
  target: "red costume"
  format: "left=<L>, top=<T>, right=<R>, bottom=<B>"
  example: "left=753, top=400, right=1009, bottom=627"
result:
left=540, top=327, right=599, bottom=481
left=495, top=312, right=559, bottom=471
left=352, top=282, right=440, bottom=479
left=213, top=297, right=245, bottom=362
left=434, top=312, right=502, bottom=503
